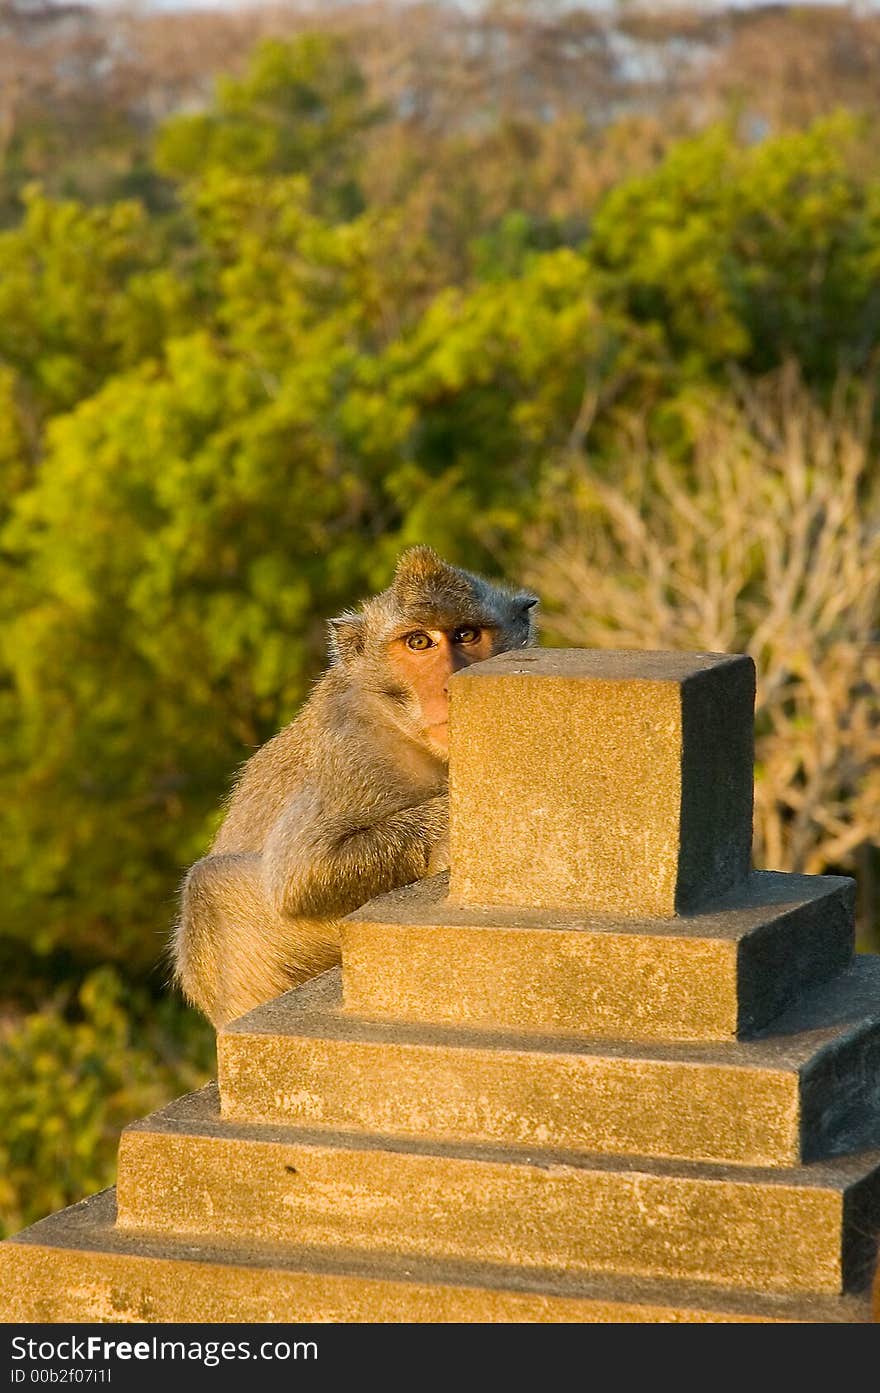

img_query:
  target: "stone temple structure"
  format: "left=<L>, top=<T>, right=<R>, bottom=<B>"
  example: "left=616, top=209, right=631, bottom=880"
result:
left=2, top=649, right=880, bottom=1322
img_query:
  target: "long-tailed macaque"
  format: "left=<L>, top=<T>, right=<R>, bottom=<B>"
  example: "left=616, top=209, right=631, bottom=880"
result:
left=173, top=546, right=538, bottom=1026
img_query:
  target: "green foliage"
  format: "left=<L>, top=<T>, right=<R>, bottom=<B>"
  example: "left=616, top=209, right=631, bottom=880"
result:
left=0, top=366, right=31, bottom=504
left=0, top=969, right=213, bottom=1237
left=591, top=115, right=880, bottom=379
left=155, top=36, right=377, bottom=217
left=0, top=189, right=192, bottom=416
left=0, top=167, right=644, bottom=968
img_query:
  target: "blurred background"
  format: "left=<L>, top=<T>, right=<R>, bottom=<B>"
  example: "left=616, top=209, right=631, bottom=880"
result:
left=1, top=0, right=879, bottom=1237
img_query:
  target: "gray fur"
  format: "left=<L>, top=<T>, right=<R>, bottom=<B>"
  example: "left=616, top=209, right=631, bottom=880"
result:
left=173, top=546, right=538, bottom=1026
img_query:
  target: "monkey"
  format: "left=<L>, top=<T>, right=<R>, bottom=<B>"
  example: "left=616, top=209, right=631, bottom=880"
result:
left=172, top=546, right=539, bottom=1027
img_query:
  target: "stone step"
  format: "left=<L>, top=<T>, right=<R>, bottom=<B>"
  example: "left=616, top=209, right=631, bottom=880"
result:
left=217, top=959, right=880, bottom=1168
left=0, top=1188, right=872, bottom=1324
left=114, top=1087, right=880, bottom=1295
left=342, top=870, right=854, bottom=1041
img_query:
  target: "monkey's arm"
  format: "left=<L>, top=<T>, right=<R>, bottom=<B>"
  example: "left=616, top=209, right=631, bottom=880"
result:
left=261, top=789, right=448, bottom=919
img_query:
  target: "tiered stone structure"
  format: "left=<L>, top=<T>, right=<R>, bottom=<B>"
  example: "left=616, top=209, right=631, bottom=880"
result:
left=3, top=649, right=880, bottom=1323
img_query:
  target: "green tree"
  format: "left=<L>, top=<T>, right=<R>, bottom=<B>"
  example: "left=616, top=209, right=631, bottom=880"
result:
left=0, top=170, right=642, bottom=970
left=155, top=35, right=379, bottom=218
left=0, top=968, right=213, bottom=1236
left=0, top=188, right=192, bottom=416
left=589, top=115, right=880, bottom=381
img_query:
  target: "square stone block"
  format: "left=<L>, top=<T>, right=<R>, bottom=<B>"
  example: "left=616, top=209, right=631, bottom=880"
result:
left=218, top=957, right=880, bottom=1168
left=342, top=871, right=855, bottom=1041
left=448, top=649, right=755, bottom=916
left=1, top=1189, right=873, bottom=1322
left=113, top=1088, right=880, bottom=1296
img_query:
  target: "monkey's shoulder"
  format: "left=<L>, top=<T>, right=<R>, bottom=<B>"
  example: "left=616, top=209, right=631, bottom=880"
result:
left=212, top=671, right=436, bottom=851
left=209, top=710, right=312, bottom=853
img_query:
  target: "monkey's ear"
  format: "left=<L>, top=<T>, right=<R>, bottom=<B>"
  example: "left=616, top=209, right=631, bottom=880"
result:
left=327, top=611, right=366, bottom=665
left=517, top=593, right=540, bottom=613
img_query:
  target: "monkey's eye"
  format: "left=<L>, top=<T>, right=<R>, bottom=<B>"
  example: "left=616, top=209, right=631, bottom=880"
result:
left=453, top=626, right=481, bottom=644
left=405, top=631, right=434, bottom=651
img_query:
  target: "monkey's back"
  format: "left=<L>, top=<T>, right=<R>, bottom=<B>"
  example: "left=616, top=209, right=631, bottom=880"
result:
left=210, top=693, right=326, bottom=856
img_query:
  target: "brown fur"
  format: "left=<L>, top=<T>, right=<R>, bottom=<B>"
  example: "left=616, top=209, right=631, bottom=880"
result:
left=173, top=546, right=538, bottom=1026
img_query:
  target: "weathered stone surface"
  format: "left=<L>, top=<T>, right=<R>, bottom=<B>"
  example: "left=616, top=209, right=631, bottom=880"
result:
left=114, top=1087, right=880, bottom=1295
left=2, top=1190, right=872, bottom=1324
left=448, top=649, right=755, bottom=915
left=219, top=959, right=880, bottom=1167
left=343, top=870, right=855, bottom=1040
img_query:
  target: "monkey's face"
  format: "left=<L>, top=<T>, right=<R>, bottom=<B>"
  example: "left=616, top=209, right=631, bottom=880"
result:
left=329, top=549, right=539, bottom=759
left=386, top=624, right=496, bottom=754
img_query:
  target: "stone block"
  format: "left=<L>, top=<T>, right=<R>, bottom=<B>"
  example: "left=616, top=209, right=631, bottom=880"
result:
left=448, top=649, right=755, bottom=916
left=218, top=959, right=880, bottom=1168
left=343, top=870, right=854, bottom=1040
left=1, top=1190, right=872, bottom=1323
left=114, top=1088, right=880, bottom=1295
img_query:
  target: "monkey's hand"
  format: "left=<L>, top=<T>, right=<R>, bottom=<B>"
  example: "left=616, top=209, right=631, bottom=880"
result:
left=427, top=832, right=450, bottom=875
left=262, top=788, right=449, bottom=920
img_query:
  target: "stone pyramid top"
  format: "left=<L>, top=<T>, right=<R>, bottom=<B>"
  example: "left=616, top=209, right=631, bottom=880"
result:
left=448, top=648, right=756, bottom=917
